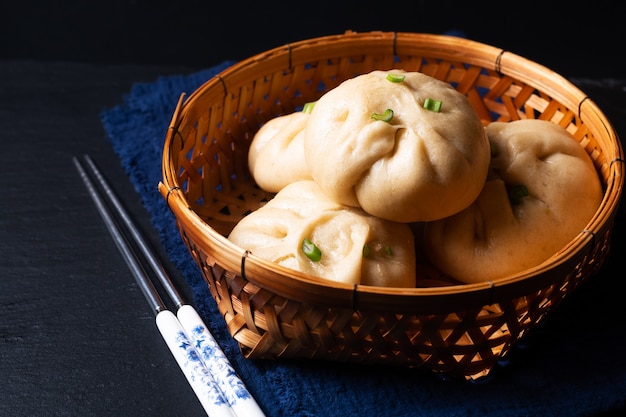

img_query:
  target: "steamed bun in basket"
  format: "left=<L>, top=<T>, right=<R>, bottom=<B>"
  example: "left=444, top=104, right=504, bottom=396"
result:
left=228, top=180, right=416, bottom=287
left=422, top=119, right=603, bottom=283
left=303, top=69, right=491, bottom=223
left=248, top=111, right=312, bottom=193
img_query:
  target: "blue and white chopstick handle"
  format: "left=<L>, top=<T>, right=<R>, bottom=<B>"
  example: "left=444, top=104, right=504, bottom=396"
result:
left=177, top=305, right=267, bottom=417
left=155, top=310, right=236, bottom=417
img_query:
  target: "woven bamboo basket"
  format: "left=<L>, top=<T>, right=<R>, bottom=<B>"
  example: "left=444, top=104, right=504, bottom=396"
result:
left=159, top=31, right=624, bottom=380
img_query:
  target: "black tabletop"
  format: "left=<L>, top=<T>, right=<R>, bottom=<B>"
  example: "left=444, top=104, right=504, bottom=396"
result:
left=2, top=3, right=626, bottom=416
left=1, top=61, right=210, bottom=416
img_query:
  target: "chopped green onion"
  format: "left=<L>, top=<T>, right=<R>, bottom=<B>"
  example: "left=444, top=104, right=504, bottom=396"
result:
left=362, top=244, right=371, bottom=258
left=302, top=238, right=322, bottom=262
left=508, top=184, right=529, bottom=205
left=386, top=73, right=405, bottom=83
left=423, top=98, right=442, bottom=112
left=490, top=142, right=498, bottom=157
left=362, top=243, right=392, bottom=258
left=302, top=101, right=317, bottom=114
left=371, top=108, right=394, bottom=122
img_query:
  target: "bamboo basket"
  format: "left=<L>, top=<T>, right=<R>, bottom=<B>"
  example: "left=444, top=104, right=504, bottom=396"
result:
left=159, top=31, right=624, bottom=380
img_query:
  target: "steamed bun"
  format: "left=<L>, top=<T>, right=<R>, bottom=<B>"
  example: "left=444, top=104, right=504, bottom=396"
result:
left=422, top=119, right=603, bottom=283
left=303, top=69, right=490, bottom=222
left=228, top=180, right=416, bottom=287
left=248, top=111, right=312, bottom=192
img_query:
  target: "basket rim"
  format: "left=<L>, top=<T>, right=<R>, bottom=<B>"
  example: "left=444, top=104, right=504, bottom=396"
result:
left=160, top=31, right=624, bottom=312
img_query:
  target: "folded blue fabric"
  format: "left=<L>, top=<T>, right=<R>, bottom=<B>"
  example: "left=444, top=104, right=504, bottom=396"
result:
left=101, top=61, right=626, bottom=417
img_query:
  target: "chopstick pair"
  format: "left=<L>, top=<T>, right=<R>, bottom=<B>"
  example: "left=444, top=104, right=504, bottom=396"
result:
left=73, top=154, right=266, bottom=417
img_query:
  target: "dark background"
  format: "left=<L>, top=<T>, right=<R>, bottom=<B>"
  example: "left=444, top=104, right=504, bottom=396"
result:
left=1, top=0, right=623, bottom=79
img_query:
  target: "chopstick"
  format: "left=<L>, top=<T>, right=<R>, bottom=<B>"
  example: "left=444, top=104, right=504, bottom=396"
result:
left=73, top=154, right=266, bottom=417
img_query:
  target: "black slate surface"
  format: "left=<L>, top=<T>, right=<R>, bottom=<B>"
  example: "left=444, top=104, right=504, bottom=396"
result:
left=0, top=61, right=208, bottom=416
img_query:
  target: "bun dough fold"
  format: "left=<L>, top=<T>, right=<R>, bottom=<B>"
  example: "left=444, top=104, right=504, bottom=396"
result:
left=422, top=119, right=603, bottom=283
left=228, top=180, right=416, bottom=287
left=303, top=69, right=490, bottom=222
left=248, top=111, right=312, bottom=192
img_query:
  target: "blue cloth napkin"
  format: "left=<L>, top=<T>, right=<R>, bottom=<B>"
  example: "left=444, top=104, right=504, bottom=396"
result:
left=101, top=62, right=626, bottom=417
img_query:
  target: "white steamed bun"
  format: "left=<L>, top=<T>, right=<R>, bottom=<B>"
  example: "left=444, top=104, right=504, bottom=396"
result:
left=303, top=69, right=491, bottom=222
left=422, top=119, right=603, bottom=283
left=248, top=111, right=312, bottom=193
left=228, top=180, right=416, bottom=287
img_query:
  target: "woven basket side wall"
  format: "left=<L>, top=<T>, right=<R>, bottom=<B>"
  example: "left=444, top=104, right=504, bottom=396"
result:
left=176, top=220, right=612, bottom=379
